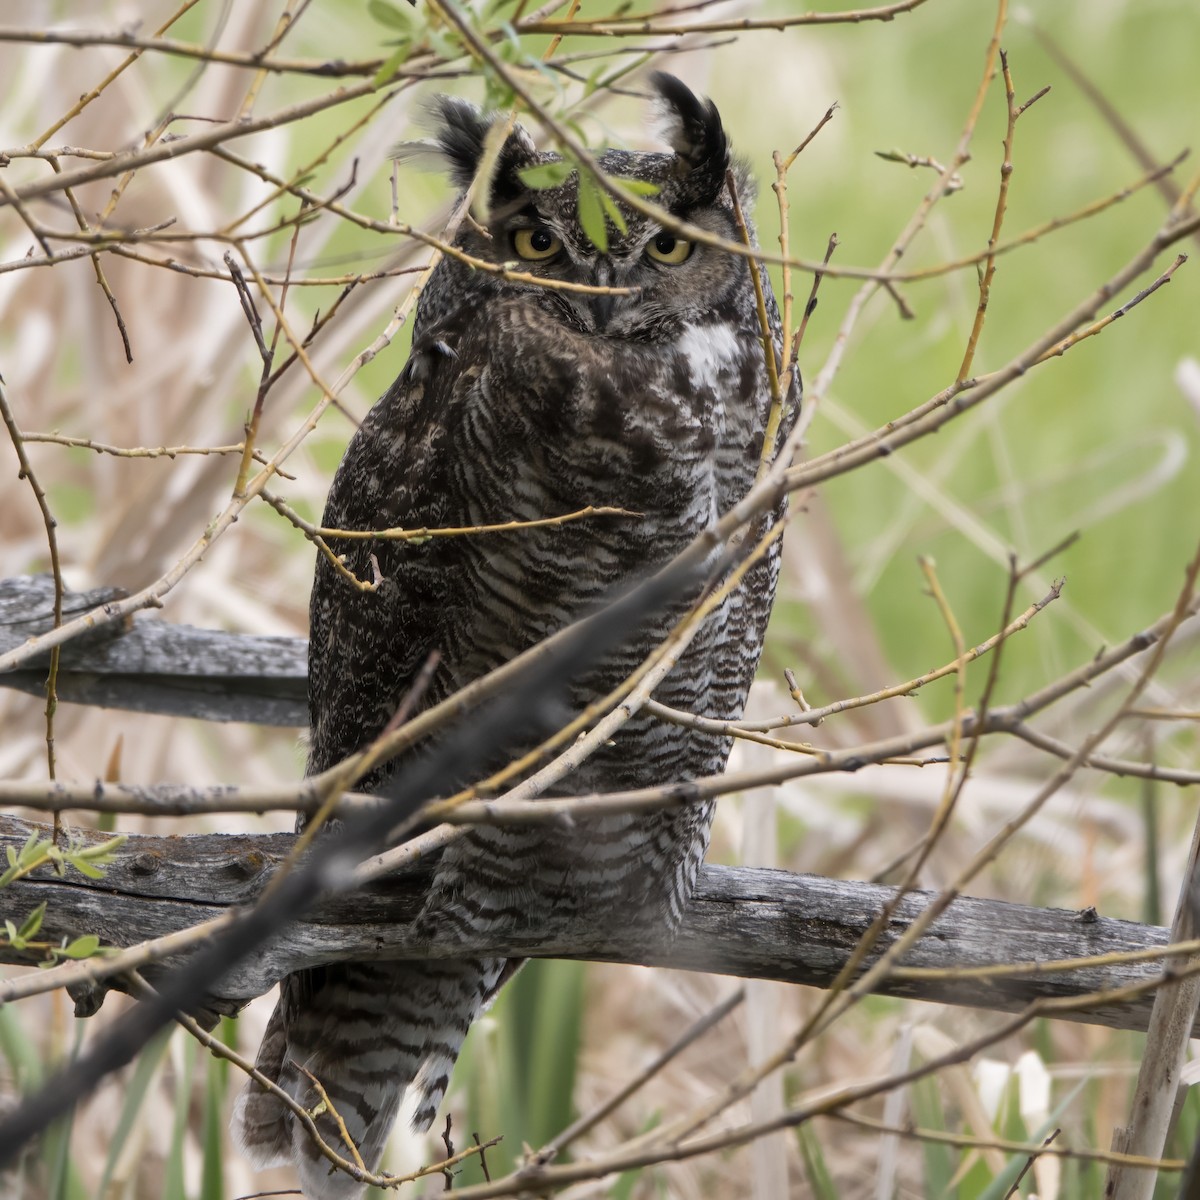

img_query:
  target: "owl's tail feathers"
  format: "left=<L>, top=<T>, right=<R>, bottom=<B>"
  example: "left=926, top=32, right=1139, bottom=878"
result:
left=231, top=959, right=510, bottom=1198
left=230, top=999, right=293, bottom=1170
left=231, top=962, right=418, bottom=1198
left=408, top=956, right=524, bottom=1130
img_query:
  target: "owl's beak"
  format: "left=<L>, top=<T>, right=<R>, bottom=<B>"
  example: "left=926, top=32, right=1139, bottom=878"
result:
left=588, top=260, right=617, bottom=331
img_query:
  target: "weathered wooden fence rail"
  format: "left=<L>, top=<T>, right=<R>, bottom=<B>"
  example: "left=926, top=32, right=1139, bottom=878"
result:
left=0, top=815, right=1189, bottom=1036
left=1, top=575, right=1189, bottom=1036
left=0, top=575, right=306, bottom=725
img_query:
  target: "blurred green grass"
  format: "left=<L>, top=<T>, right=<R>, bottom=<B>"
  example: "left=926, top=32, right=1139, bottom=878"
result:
left=752, top=3, right=1200, bottom=711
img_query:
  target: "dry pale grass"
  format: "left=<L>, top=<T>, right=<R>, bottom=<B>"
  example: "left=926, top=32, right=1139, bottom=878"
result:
left=2, top=2, right=1199, bottom=1198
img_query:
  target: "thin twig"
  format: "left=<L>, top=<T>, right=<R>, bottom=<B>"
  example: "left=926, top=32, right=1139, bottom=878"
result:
left=0, top=378, right=65, bottom=814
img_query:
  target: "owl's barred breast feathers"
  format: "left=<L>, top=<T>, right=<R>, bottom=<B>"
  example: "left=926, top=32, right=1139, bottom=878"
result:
left=232, top=73, right=799, bottom=1197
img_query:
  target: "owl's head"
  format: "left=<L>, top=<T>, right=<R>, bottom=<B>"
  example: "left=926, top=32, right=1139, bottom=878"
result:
left=418, top=74, right=753, bottom=341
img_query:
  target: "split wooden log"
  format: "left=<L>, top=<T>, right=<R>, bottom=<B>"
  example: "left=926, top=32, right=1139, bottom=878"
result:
left=0, top=575, right=1186, bottom=1037
left=0, top=575, right=306, bottom=725
left=0, top=816, right=1185, bottom=1036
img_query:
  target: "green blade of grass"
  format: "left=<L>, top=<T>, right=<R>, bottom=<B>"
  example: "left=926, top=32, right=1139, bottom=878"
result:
left=97, top=1025, right=174, bottom=1199
left=199, top=1018, right=236, bottom=1200
left=612, top=1111, right=662, bottom=1200
left=524, top=960, right=586, bottom=1147
left=912, top=1077, right=955, bottom=1197
left=163, top=1031, right=196, bottom=1200
left=0, top=1004, right=44, bottom=1088
left=796, top=1122, right=840, bottom=1200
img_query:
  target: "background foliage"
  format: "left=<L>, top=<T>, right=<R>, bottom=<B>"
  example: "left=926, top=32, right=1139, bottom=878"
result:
left=1, top=1, right=1199, bottom=1197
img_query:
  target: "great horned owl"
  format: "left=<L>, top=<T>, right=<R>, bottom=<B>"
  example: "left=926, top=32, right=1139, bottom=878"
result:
left=233, top=73, right=798, bottom=1196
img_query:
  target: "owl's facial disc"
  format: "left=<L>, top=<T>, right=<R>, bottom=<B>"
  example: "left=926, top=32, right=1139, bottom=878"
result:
left=425, top=76, right=746, bottom=340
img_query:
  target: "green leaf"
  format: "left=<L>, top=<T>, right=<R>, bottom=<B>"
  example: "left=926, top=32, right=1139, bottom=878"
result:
left=62, top=834, right=125, bottom=881
left=496, top=20, right=521, bottom=50
left=4, top=919, right=18, bottom=944
left=66, top=857, right=105, bottom=880
left=491, top=18, right=528, bottom=63
left=73, top=834, right=127, bottom=861
left=518, top=160, right=575, bottom=190
left=468, top=119, right=513, bottom=226
left=598, top=187, right=628, bottom=236
left=62, top=935, right=100, bottom=959
left=372, top=44, right=409, bottom=90
left=577, top=174, right=608, bottom=252
left=428, top=27, right=460, bottom=62
left=18, top=901, right=46, bottom=940
left=615, top=178, right=661, bottom=197
left=3, top=832, right=49, bottom=885
left=368, top=0, right=413, bottom=31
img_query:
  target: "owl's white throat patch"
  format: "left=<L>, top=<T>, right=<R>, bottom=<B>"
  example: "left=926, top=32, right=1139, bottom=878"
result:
left=676, top=322, right=740, bottom=389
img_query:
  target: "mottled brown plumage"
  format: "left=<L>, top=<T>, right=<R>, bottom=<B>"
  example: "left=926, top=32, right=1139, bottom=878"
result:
left=233, top=74, right=798, bottom=1197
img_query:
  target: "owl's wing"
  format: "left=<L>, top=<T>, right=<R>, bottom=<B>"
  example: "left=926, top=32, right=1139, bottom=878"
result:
left=236, top=333, right=482, bottom=1187
left=305, top=333, right=468, bottom=784
left=706, top=329, right=800, bottom=727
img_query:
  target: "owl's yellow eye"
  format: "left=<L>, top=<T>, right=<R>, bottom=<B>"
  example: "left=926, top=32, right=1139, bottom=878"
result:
left=645, top=231, right=693, bottom=265
left=512, top=227, right=562, bottom=261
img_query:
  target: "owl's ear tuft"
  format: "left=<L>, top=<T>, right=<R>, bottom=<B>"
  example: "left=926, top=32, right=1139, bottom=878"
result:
left=650, top=72, right=730, bottom=207
left=426, top=96, right=494, bottom=191
left=416, top=97, right=538, bottom=203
